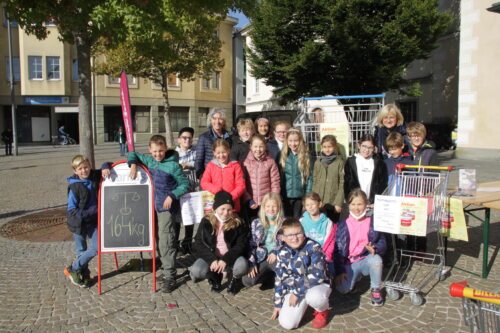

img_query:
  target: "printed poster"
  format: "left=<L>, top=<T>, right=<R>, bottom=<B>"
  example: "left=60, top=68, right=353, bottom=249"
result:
left=319, top=122, right=350, bottom=159
left=440, top=198, right=468, bottom=242
left=374, top=195, right=429, bottom=236
left=457, top=169, right=476, bottom=196
left=180, top=191, right=214, bottom=226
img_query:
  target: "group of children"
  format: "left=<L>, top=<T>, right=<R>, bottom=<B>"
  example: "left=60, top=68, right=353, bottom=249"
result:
left=64, top=104, right=438, bottom=330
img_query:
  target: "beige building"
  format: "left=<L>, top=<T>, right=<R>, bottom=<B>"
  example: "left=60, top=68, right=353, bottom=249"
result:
left=456, top=0, right=500, bottom=158
left=0, top=8, right=237, bottom=145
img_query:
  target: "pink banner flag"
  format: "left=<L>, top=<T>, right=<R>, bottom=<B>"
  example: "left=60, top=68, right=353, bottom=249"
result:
left=120, top=71, right=135, bottom=152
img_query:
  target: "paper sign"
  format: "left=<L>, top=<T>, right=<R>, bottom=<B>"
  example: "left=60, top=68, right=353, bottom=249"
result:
left=319, top=122, right=350, bottom=159
left=180, top=191, right=214, bottom=226
left=374, top=195, right=429, bottom=236
left=440, top=198, right=468, bottom=241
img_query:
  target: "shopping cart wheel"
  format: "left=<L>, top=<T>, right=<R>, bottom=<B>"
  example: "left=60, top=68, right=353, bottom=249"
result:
left=386, top=287, right=400, bottom=301
left=409, top=292, right=424, bottom=306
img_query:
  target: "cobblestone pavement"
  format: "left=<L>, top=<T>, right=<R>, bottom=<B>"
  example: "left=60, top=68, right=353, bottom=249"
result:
left=0, top=145, right=498, bottom=332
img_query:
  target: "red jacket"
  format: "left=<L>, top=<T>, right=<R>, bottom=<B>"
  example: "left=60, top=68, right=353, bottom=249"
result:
left=242, top=152, right=280, bottom=206
left=200, top=160, right=246, bottom=212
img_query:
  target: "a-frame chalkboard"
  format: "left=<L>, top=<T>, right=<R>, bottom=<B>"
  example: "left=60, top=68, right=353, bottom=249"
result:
left=97, top=161, right=156, bottom=294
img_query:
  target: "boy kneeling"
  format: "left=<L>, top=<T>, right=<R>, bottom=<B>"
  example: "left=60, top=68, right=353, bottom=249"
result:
left=272, top=218, right=331, bottom=330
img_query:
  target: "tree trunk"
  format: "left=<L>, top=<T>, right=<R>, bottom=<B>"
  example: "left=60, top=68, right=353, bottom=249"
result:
left=76, top=38, right=95, bottom=167
left=161, top=74, right=174, bottom=148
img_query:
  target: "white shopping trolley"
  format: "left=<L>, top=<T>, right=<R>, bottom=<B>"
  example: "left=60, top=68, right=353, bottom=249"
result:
left=383, top=164, right=454, bottom=306
left=294, top=94, right=384, bottom=157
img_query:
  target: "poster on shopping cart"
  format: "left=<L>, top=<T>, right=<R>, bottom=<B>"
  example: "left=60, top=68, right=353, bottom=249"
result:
left=440, top=198, right=468, bottom=241
left=374, top=195, right=429, bottom=236
left=319, top=123, right=350, bottom=159
left=180, top=191, right=215, bottom=226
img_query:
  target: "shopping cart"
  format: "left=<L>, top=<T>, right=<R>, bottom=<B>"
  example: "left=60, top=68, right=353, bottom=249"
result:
left=450, top=281, right=500, bottom=333
left=293, top=94, right=384, bottom=157
left=383, top=164, right=454, bottom=306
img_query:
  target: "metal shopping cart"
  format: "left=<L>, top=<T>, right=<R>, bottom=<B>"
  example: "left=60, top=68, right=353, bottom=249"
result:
left=383, top=164, right=454, bottom=306
left=293, top=94, right=384, bottom=157
left=450, top=281, right=500, bottom=333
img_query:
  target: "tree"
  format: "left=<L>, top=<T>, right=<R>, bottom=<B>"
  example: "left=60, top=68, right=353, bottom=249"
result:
left=248, top=0, right=452, bottom=102
left=3, top=1, right=123, bottom=167
left=93, top=1, right=228, bottom=147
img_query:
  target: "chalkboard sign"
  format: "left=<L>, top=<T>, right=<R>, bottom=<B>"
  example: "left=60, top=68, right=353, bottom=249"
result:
left=99, top=162, right=154, bottom=252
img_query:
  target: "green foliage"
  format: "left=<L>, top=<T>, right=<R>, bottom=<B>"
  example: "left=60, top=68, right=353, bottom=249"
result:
left=248, top=0, right=452, bottom=102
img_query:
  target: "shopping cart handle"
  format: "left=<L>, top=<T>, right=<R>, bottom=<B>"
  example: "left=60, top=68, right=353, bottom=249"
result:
left=450, top=281, right=500, bottom=305
left=396, top=163, right=454, bottom=172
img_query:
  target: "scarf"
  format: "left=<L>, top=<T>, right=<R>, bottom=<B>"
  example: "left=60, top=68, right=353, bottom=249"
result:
left=319, top=152, right=337, bottom=166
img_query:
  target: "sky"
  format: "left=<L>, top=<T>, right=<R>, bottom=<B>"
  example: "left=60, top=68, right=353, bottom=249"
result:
left=229, top=10, right=250, bottom=29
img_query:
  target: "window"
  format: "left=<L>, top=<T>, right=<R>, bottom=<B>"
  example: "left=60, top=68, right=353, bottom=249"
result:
left=72, top=59, right=78, bottom=82
left=46, top=56, right=60, bottom=80
left=201, top=71, right=221, bottom=90
left=398, top=100, right=418, bottom=122
left=28, top=56, right=43, bottom=80
left=2, top=8, right=18, bottom=28
left=106, top=74, right=137, bottom=86
left=167, top=73, right=180, bottom=88
left=5, top=57, right=20, bottom=82
left=159, top=106, right=189, bottom=132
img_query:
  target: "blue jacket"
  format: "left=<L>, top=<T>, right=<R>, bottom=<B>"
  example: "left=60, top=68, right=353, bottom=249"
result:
left=248, top=218, right=283, bottom=266
left=128, top=150, right=189, bottom=213
left=374, top=124, right=409, bottom=159
left=333, top=216, right=386, bottom=275
left=66, top=164, right=109, bottom=235
left=194, top=128, right=231, bottom=177
left=274, top=238, right=328, bottom=308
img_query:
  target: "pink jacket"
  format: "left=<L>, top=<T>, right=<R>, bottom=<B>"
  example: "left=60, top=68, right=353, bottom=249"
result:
left=200, top=160, right=246, bottom=212
left=242, top=152, right=280, bottom=206
left=322, top=223, right=337, bottom=262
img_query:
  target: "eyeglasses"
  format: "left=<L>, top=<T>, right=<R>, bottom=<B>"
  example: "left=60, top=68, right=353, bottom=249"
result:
left=179, top=136, right=192, bottom=140
left=360, top=145, right=375, bottom=151
left=275, top=131, right=287, bottom=134
left=409, top=134, right=422, bottom=138
left=282, top=232, right=304, bottom=239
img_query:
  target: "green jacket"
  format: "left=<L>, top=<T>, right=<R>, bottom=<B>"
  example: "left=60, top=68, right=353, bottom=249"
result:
left=312, top=158, right=344, bottom=207
left=281, top=152, right=313, bottom=199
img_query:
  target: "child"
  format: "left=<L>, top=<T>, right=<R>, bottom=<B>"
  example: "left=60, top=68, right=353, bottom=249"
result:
left=230, top=118, right=255, bottom=165
left=344, top=134, right=388, bottom=205
left=268, top=120, right=290, bottom=162
left=190, top=190, right=249, bottom=295
left=334, top=189, right=386, bottom=306
left=175, top=127, right=197, bottom=254
left=280, top=128, right=313, bottom=217
left=242, top=134, right=281, bottom=221
left=312, top=135, right=344, bottom=222
left=271, top=218, right=331, bottom=330
left=373, top=104, right=408, bottom=159
left=243, top=193, right=284, bottom=289
left=255, top=116, right=272, bottom=141
left=406, top=122, right=437, bottom=253
left=128, top=135, right=189, bottom=293
left=64, top=155, right=110, bottom=287
left=200, top=139, right=246, bottom=213
left=384, top=132, right=413, bottom=185
left=114, top=126, right=127, bottom=156
left=301, top=192, right=337, bottom=277
left=406, top=122, right=438, bottom=166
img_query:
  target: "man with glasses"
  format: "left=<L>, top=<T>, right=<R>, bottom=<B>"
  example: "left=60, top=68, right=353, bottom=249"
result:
left=175, top=127, right=197, bottom=254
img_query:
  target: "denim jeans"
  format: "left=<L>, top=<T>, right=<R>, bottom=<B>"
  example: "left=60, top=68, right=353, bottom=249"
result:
left=119, top=143, right=126, bottom=156
left=242, top=260, right=276, bottom=287
left=71, top=224, right=98, bottom=272
left=189, top=257, right=249, bottom=281
left=335, top=254, right=383, bottom=294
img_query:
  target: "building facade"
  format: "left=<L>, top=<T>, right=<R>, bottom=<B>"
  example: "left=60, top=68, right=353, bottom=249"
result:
left=0, top=9, right=237, bottom=145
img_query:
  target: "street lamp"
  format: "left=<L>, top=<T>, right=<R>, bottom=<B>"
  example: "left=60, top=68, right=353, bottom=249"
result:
left=5, top=6, right=18, bottom=156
